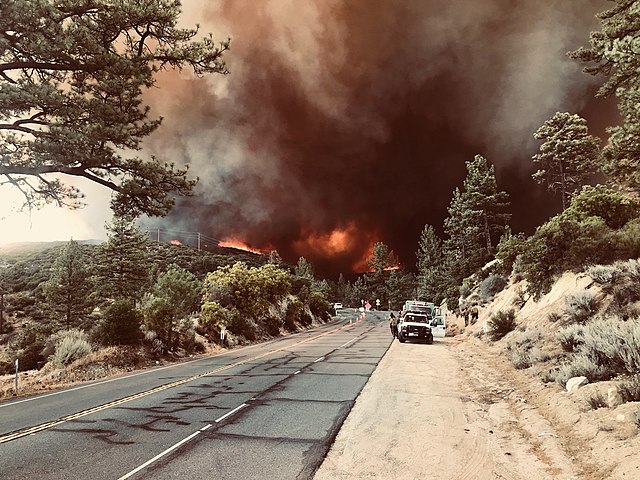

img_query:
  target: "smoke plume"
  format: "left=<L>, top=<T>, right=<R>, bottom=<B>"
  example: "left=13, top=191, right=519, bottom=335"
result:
left=144, top=0, right=607, bottom=276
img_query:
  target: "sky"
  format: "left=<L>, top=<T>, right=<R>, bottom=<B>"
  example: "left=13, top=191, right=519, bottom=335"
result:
left=0, top=0, right=617, bottom=276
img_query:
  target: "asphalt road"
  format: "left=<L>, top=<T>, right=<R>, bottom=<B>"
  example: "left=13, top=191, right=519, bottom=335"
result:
left=0, top=310, right=391, bottom=480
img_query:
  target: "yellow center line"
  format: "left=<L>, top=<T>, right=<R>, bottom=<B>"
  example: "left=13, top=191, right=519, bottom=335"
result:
left=0, top=320, right=358, bottom=445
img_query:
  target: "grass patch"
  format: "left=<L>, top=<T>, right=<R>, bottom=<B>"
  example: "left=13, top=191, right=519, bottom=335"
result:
left=586, top=391, right=608, bottom=410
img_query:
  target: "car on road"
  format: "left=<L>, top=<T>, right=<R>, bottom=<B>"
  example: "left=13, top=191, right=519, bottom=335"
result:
left=397, top=312, right=433, bottom=344
left=333, top=303, right=343, bottom=312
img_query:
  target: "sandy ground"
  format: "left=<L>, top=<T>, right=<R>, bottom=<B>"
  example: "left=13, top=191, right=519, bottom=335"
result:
left=314, top=333, right=640, bottom=480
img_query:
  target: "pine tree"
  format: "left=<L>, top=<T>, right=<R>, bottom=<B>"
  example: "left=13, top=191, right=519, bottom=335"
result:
left=294, top=257, right=315, bottom=280
left=94, top=217, right=151, bottom=304
left=532, top=112, right=600, bottom=210
left=0, top=0, right=229, bottom=215
left=569, top=1, right=640, bottom=194
left=144, top=264, right=201, bottom=350
left=416, top=225, right=444, bottom=302
left=44, top=239, right=92, bottom=329
left=443, top=155, right=511, bottom=284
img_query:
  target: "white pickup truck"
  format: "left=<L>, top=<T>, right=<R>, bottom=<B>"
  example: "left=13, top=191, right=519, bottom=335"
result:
left=397, top=312, right=434, bottom=344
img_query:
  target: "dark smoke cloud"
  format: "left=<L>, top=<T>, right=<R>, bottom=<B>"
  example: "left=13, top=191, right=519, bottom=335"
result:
left=144, top=0, right=608, bottom=276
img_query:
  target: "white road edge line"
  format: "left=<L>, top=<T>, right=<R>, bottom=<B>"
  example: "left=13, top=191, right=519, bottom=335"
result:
left=199, top=424, right=212, bottom=431
left=215, top=403, right=247, bottom=423
left=338, top=338, right=357, bottom=349
left=294, top=370, right=301, bottom=375
left=117, top=430, right=201, bottom=480
left=313, top=356, right=325, bottom=363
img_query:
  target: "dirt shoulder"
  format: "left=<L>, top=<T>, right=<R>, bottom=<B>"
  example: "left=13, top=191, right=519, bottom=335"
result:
left=314, top=334, right=640, bottom=480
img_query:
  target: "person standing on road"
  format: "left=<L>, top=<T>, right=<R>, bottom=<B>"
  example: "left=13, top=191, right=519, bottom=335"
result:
left=388, top=312, right=398, bottom=339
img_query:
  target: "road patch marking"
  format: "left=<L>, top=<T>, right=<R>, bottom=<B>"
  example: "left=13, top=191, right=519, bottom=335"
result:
left=0, top=322, right=353, bottom=444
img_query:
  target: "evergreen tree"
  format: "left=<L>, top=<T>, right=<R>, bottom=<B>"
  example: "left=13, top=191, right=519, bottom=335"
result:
left=0, top=0, right=229, bottom=216
left=416, top=224, right=444, bottom=302
left=144, top=264, right=201, bottom=350
left=570, top=1, right=640, bottom=194
left=532, top=112, right=600, bottom=210
left=443, top=155, right=511, bottom=286
left=365, top=242, right=396, bottom=306
left=94, top=216, right=151, bottom=304
left=44, top=239, right=92, bottom=328
left=294, top=257, right=315, bottom=280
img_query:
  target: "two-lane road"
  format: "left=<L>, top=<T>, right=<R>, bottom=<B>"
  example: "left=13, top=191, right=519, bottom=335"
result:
left=0, top=310, right=392, bottom=479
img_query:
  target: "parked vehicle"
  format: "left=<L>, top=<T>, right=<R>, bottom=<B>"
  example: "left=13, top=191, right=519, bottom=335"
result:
left=431, top=306, right=446, bottom=338
left=397, top=312, right=433, bottom=344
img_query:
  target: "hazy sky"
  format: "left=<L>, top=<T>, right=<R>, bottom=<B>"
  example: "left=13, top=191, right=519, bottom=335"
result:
left=1, top=0, right=615, bottom=275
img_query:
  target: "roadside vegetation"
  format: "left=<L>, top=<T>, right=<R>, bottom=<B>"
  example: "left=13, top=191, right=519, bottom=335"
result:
left=0, top=220, right=333, bottom=393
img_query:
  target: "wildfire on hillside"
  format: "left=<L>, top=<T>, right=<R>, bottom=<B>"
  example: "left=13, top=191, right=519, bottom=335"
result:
left=170, top=239, right=183, bottom=246
left=218, top=238, right=264, bottom=255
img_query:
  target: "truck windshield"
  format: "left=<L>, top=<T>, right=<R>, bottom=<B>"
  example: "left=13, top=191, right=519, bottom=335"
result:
left=406, top=314, right=428, bottom=323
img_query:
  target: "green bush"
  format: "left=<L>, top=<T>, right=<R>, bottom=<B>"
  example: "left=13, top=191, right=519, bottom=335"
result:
left=50, top=331, right=92, bottom=367
left=262, top=315, right=282, bottom=336
left=12, top=322, right=54, bottom=371
left=284, top=299, right=303, bottom=330
left=495, top=232, right=527, bottom=276
left=478, top=274, right=508, bottom=301
left=42, top=328, right=87, bottom=359
left=307, top=291, right=330, bottom=320
left=487, top=309, right=516, bottom=340
left=97, top=300, right=143, bottom=346
left=199, top=301, right=228, bottom=336
left=226, top=308, right=257, bottom=341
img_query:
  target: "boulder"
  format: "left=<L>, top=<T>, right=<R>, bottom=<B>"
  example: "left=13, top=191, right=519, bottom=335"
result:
left=607, top=386, right=623, bottom=408
left=566, top=376, right=589, bottom=393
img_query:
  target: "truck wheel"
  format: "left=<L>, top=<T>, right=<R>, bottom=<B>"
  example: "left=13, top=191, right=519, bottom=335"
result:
left=398, top=335, right=406, bottom=343
left=426, top=337, right=433, bottom=344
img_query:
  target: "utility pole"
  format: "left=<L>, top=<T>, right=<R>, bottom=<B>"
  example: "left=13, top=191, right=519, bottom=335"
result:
left=157, top=228, right=160, bottom=243
left=198, top=232, right=201, bottom=251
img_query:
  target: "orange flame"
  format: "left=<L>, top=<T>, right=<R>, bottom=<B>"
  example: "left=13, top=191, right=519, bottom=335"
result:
left=170, top=239, right=183, bottom=246
left=218, top=238, right=264, bottom=255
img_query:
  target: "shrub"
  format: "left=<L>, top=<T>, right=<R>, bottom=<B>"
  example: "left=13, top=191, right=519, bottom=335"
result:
left=12, top=322, right=54, bottom=371
left=97, top=300, right=143, bottom=346
left=587, top=264, right=617, bottom=286
left=511, top=347, right=532, bottom=369
left=564, top=289, right=599, bottom=324
left=262, top=315, right=282, bottom=336
left=557, top=324, right=585, bottom=352
left=42, top=328, right=87, bottom=359
left=284, top=299, right=303, bottom=330
left=557, top=317, right=640, bottom=382
left=307, top=291, right=331, bottom=320
left=50, top=331, right=92, bottom=367
left=512, top=286, right=529, bottom=309
left=495, top=232, right=527, bottom=276
left=586, top=391, right=608, bottom=410
left=478, top=275, right=508, bottom=302
left=547, top=312, right=563, bottom=323
left=508, top=327, right=543, bottom=369
left=226, top=308, right=257, bottom=341
left=618, top=375, right=640, bottom=403
left=555, top=353, right=609, bottom=385
left=487, top=309, right=516, bottom=340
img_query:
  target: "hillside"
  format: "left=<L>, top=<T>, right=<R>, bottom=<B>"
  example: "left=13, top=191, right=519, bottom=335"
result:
left=451, top=263, right=640, bottom=479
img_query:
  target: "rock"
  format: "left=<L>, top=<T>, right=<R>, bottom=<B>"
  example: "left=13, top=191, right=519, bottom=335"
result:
left=616, top=413, right=626, bottom=422
left=607, top=386, right=623, bottom=408
left=566, top=376, right=589, bottom=393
